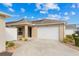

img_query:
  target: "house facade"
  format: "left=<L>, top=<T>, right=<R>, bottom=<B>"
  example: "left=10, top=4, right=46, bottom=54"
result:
left=6, top=19, right=77, bottom=42
left=6, top=19, right=65, bottom=41
left=0, top=12, right=10, bottom=52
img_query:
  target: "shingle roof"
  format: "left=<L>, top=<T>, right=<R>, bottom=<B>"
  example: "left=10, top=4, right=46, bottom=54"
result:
left=32, top=19, right=65, bottom=25
left=6, top=18, right=32, bottom=26
left=6, top=19, right=65, bottom=26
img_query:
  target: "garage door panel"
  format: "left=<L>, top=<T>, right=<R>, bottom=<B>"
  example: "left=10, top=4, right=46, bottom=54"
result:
left=37, top=26, right=59, bottom=40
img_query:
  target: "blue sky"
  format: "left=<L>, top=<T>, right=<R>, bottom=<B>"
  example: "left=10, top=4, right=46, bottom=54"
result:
left=0, top=3, right=79, bottom=24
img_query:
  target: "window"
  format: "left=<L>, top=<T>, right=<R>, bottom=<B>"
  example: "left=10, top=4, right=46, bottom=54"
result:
left=18, top=28, right=23, bottom=35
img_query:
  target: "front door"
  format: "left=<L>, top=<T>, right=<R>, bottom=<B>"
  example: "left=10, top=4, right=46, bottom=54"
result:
left=28, top=26, right=32, bottom=37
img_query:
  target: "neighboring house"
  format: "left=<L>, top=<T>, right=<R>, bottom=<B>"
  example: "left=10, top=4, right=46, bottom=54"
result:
left=6, top=19, right=65, bottom=41
left=65, top=24, right=76, bottom=35
left=0, top=12, right=10, bottom=52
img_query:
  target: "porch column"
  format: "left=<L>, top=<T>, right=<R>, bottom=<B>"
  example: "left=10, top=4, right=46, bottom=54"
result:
left=25, top=25, right=28, bottom=38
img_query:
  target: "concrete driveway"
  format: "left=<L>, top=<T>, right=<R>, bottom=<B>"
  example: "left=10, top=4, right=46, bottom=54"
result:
left=13, top=39, right=79, bottom=56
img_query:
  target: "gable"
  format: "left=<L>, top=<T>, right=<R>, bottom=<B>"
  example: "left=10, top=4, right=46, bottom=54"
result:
left=6, top=19, right=32, bottom=26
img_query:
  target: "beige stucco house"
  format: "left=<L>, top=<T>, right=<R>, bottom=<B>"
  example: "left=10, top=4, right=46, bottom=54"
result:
left=0, top=12, right=10, bottom=52
left=6, top=19, right=65, bottom=41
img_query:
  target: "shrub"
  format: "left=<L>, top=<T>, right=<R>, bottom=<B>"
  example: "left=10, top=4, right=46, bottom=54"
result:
left=72, top=33, right=79, bottom=39
left=72, top=33, right=79, bottom=47
left=63, top=35, right=74, bottom=43
left=19, top=36, right=28, bottom=41
left=75, top=31, right=79, bottom=35
left=6, top=41, right=15, bottom=48
left=74, top=37, right=79, bottom=47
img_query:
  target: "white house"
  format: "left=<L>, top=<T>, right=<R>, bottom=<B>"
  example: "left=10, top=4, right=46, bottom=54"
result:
left=6, top=19, right=65, bottom=41
left=6, top=19, right=77, bottom=41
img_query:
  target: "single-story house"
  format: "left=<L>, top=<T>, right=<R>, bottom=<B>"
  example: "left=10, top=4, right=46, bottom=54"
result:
left=6, top=19, right=65, bottom=41
left=6, top=19, right=77, bottom=41
left=0, top=12, right=10, bottom=52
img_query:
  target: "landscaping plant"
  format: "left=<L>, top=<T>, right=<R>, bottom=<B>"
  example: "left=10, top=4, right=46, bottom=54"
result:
left=72, top=32, right=79, bottom=47
left=63, top=35, right=74, bottom=43
left=6, top=41, right=15, bottom=48
left=19, top=36, right=28, bottom=41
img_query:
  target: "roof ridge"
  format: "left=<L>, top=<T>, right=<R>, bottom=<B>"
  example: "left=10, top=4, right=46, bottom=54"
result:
left=32, top=19, right=65, bottom=22
left=6, top=18, right=30, bottom=24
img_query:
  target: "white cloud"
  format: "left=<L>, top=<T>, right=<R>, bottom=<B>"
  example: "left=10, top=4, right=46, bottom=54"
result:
left=3, top=3, right=12, bottom=7
left=40, top=10, right=47, bottom=14
left=64, top=12, right=68, bottom=15
left=72, top=4, right=76, bottom=8
left=21, top=8, right=25, bottom=13
left=3, top=3, right=14, bottom=12
left=63, top=16, right=70, bottom=20
left=9, top=8, right=14, bottom=12
left=34, top=3, right=43, bottom=11
left=36, top=3, right=42, bottom=10
left=47, top=14, right=61, bottom=19
left=24, top=16, right=28, bottom=19
left=35, top=3, right=60, bottom=12
left=31, top=16, right=34, bottom=19
left=71, top=11, right=76, bottom=15
left=72, top=4, right=79, bottom=8
left=44, top=3, right=60, bottom=11
left=24, top=16, right=27, bottom=18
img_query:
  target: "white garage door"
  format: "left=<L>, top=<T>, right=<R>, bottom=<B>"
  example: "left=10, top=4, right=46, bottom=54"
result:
left=37, top=26, right=59, bottom=40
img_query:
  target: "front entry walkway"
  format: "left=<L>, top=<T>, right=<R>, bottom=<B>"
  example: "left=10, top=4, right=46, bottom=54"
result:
left=13, top=39, right=79, bottom=56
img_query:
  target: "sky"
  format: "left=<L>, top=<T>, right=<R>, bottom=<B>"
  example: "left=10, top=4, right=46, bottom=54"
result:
left=0, top=3, right=79, bottom=24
